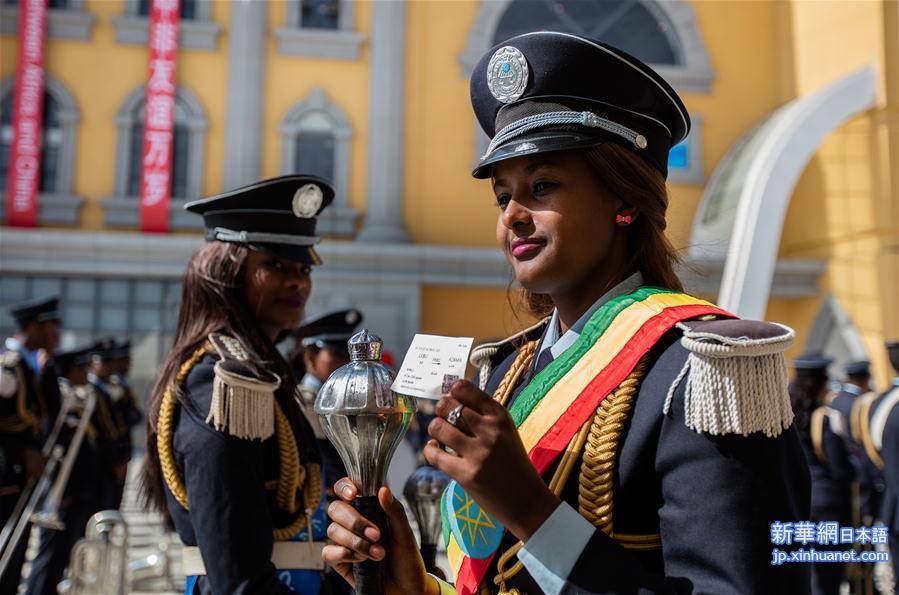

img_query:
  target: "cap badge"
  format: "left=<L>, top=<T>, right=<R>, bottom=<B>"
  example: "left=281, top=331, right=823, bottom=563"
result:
left=292, top=184, right=323, bottom=219
left=487, top=46, right=529, bottom=104
left=346, top=311, right=358, bottom=325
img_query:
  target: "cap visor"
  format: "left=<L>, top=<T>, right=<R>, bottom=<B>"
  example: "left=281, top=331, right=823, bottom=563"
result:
left=472, top=130, right=606, bottom=178
left=250, top=243, right=323, bottom=266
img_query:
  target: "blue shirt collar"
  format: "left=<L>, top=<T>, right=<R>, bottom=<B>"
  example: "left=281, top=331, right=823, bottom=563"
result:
left=538, top=271, right=645, bottom=362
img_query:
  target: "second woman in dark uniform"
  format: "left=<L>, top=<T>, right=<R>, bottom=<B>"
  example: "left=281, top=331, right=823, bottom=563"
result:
left=141, top=175, right=338, bottom=594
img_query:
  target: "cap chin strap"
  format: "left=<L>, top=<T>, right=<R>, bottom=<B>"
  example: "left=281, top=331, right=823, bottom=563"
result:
left=483, top=110, right=645, bottom=159
left=211, top=227, right=321, bottom=247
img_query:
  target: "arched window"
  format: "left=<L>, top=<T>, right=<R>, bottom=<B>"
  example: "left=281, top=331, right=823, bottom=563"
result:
left=103, top=85, right=207, bottom=228
left=280, top=88, right=358, bottom=236
left=125, top=104, right=191, bottom=200
left=0, top=76, right=82, bottom=224
left=492, top=0, right=679, bottom=65
left=0, top=92, right=61, bottom=193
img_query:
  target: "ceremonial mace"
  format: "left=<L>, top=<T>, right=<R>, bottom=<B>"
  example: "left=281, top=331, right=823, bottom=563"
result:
left=315, top=330, right=416, bottom=595
left=404, top=464, right=450, bottom=576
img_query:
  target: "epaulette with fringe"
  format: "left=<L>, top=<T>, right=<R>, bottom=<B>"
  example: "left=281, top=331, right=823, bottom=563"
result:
left=0, top=352, right=19, bottom=399
left=206, top=333, right=280, bottom=440
left=0, top=349, right=21, bottom=370
left=469, top=317, right=549, bottom=390
left=663, top=319, right=795, bottom=437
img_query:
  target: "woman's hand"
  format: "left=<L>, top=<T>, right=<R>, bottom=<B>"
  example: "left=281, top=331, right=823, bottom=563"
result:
left=322, top=479, right=436, bottom=595
left=424, top=380, right=561, bottom=542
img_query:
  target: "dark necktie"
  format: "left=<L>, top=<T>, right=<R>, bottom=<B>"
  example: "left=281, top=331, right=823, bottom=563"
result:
left=532, top=347, right=555, bottom=377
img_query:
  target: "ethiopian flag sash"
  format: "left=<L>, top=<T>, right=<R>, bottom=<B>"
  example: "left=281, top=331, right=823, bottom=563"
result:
left=442, top=288, right=732, bottom=594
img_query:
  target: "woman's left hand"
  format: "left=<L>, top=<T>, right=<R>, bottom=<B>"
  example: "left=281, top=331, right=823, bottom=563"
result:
left=424, top=380, right=561, bottom=542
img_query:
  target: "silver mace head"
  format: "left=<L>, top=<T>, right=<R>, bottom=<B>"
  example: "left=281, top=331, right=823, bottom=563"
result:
left=314, top=329, right=416, bottom=496
left=403, top=465, right=450, bottom=548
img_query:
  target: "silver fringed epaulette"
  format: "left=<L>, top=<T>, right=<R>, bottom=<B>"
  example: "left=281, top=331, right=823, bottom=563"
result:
left=0, top=351, right=21, bottom=399
left=662, top=319, right=795, bottom=437
left=206, top=333, right=280, bottom=440
left=469, top=317, right=549, bottom=390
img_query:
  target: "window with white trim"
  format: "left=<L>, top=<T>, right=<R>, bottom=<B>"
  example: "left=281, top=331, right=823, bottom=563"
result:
left=112, top=0, right=220, bottom=50
left=101, top=85, right=208, bottom=229
left=0, top=0, right=95, bottom=40
left=280, top=88, right=358, bottom=236
left=275, top=0, right=364, bottom=60
left=0, top=76, right=83, bottom=224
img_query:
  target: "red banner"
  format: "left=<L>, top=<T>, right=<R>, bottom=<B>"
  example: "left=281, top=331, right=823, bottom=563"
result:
left=5, top=0, right=48, bottom=228
left=139, top=0, right=181, bottom=233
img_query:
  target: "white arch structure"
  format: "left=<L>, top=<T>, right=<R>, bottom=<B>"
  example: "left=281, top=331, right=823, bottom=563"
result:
left=691, top=67, right=878, bottom=319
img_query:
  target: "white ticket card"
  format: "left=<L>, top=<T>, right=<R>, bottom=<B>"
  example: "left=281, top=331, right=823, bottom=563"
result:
left=391, top=334, right=475, bottom=400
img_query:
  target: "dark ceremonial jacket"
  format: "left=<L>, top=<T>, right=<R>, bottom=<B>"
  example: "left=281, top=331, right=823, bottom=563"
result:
left=0, top=345, right=50, bottom=492
left=802, top=407, right=854, bottom=525
left=110, top=376, right=142, bottom=464
left=863, top=380, right=899, bottom=571
left=477, top=323, right=811, bottom=595
left=164, top=351, right=325, bottom=595
left=828, top=387, right=884, bottom=521
left=88, top=375, right=129, bottom=473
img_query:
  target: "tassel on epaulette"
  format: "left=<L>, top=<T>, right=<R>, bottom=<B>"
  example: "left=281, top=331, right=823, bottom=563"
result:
left=663, top=319, right=795, bottom=437
left=206, top=333, right=280, bottom=440
left=207, top=362, right=278, bottom=440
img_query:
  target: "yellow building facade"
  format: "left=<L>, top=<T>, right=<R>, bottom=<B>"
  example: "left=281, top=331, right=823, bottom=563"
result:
left=0, top=0, right=896, bottom=394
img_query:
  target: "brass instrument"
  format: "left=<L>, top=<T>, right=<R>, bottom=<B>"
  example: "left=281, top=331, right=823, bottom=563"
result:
left=0, top=385, right=95, bottom=577
left=66, top=510, right=128, bottom=595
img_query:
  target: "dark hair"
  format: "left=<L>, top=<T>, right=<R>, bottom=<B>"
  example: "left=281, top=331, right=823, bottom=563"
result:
left=140, top=241, right=318, bottom=514
left=788, top=370, right=829, bottom=448
left=515, top=143, right=684, bottom=319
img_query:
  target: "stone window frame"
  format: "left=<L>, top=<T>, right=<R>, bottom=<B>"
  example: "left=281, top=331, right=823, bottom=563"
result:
left=101, top=84, right=208, bottom=230
left=0, top=75, right=84, bottom=225
left=280, top=88, right=359, bottom=237
left=110, top=0, right=222, bottom=51
left=462, top=0, right=715, bottom=164
left=274, top=0, right=365, bottom=60
left=0, top=0, right=96, bottom=40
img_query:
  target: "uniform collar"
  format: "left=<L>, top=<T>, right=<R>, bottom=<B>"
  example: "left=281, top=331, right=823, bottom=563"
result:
left=5, top=337, right=42, bottom=374
left=841, top=383, right=862, bottom=396
left=537, top=271, right=644, bottom=361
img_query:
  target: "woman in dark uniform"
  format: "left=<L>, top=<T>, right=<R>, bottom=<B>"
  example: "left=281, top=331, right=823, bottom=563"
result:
left=141, top=175, right=335, bottom=595
left=323, top=32, right=811, bottom=594
left=789, top=354, right=854, bottom=595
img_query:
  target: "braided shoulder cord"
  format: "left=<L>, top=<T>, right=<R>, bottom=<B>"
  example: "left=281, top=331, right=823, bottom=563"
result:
left=158, top=346, right=209, bottom=509
left=577, top=355, right=649, bottom=536
left=491, top=348, right=651, bottom=594
left=157, top=344, right=322, bottom=538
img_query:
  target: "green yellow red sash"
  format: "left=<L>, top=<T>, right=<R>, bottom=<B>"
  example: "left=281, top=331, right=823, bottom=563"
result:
left=443, top=288, right=732, bottom=594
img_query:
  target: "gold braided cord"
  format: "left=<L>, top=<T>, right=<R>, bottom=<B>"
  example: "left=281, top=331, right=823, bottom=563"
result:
left=158, top=346, right=210, bottom=509
left=157, top=344, right=323, bottom=539
left=275, top=402, right=304, bottom=514
left=493, top=340, right=539, bottom=408
left=489, top=347, right=652, bottom=594
left=858, top=396, right=885, bottom=470
left=577, top=355, right=649, bottom=536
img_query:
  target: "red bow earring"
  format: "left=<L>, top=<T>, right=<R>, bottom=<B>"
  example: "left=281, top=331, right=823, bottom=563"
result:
left=616, top=214, right=632, bottom=226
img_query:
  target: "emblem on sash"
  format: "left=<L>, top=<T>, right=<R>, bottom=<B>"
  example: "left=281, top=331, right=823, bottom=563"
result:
left=487, top=46, right=529, bottom=104
left=443, top=480, right=504, bottom=559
